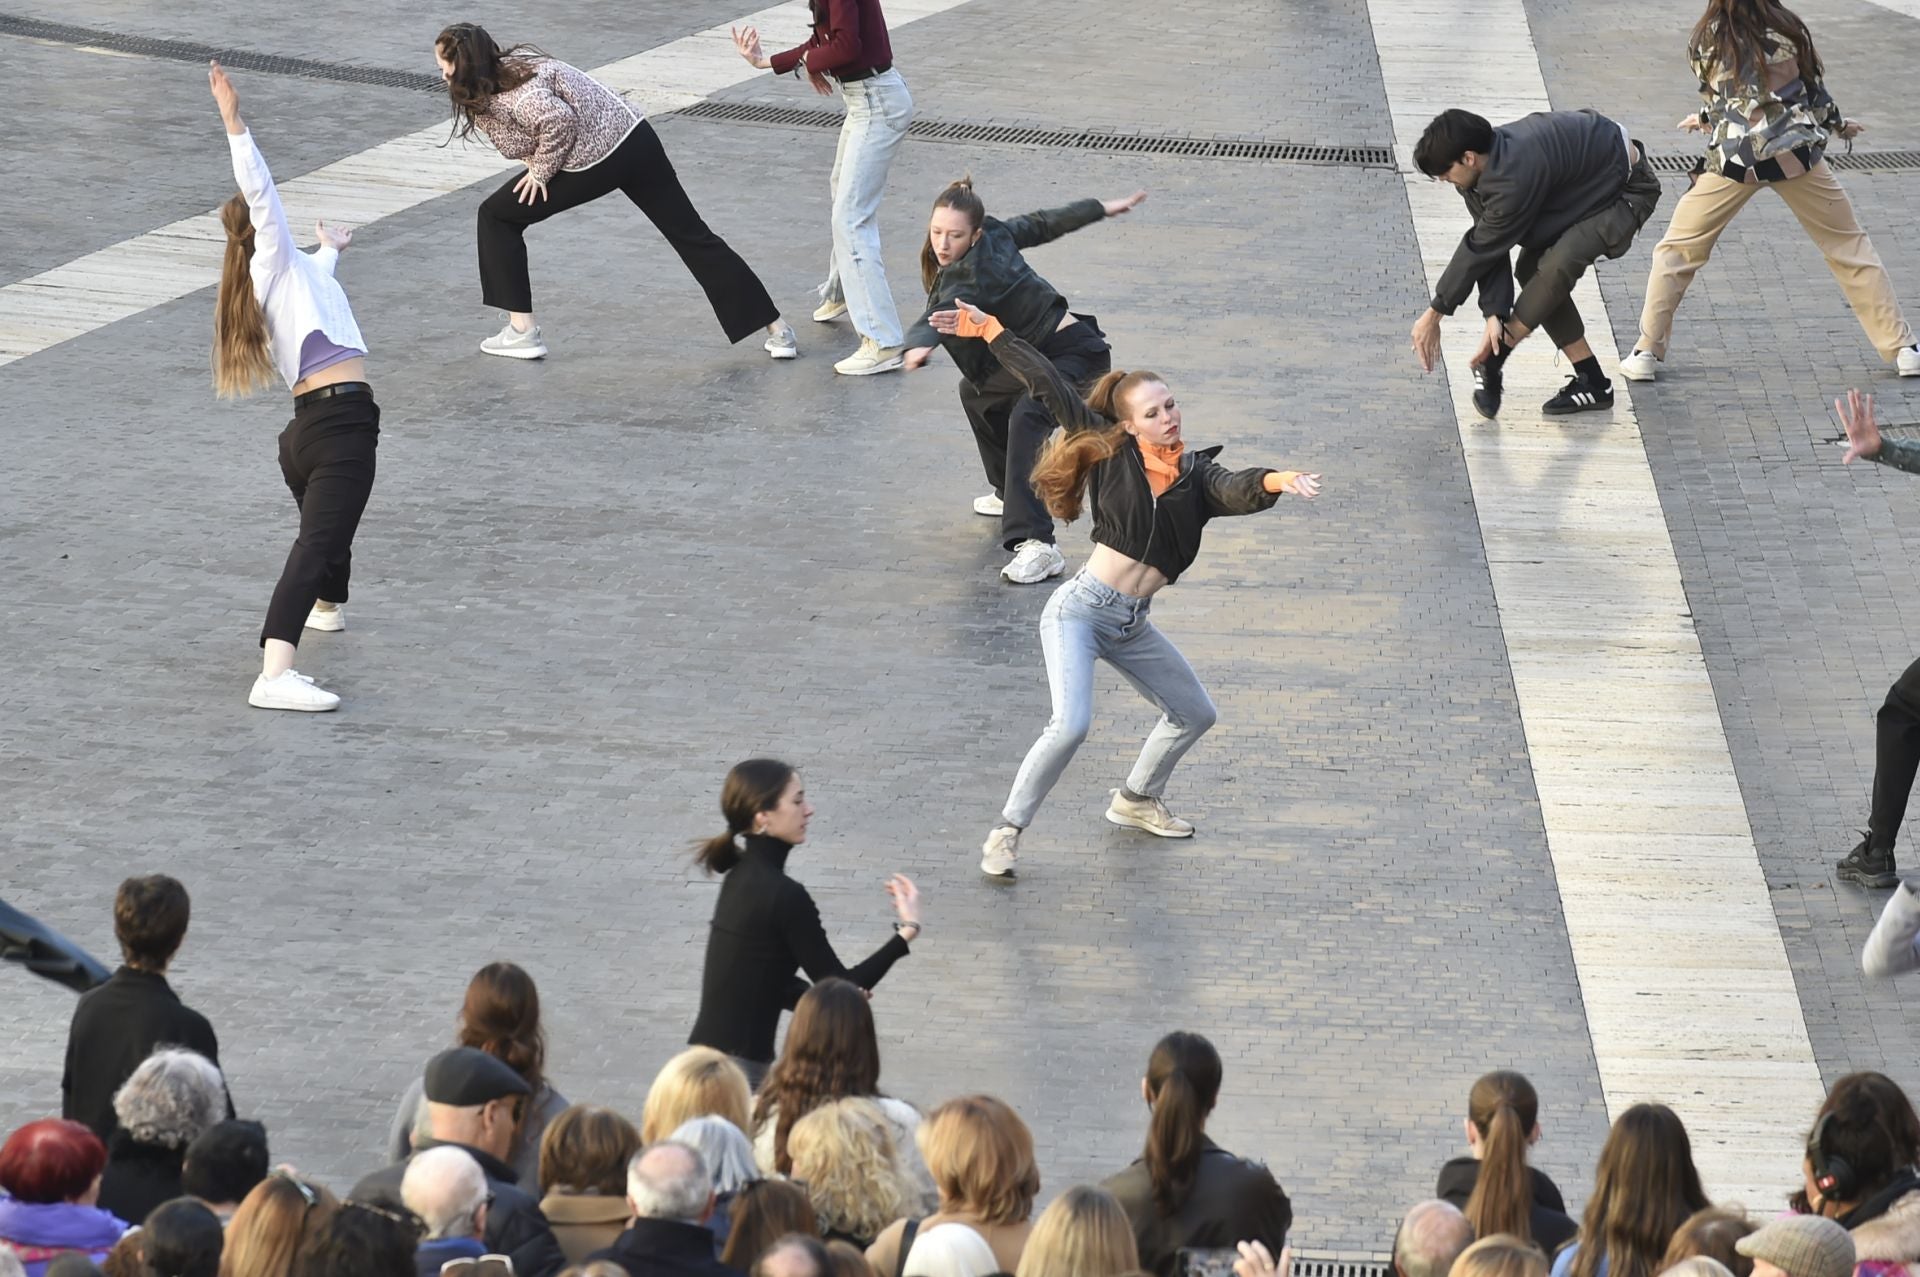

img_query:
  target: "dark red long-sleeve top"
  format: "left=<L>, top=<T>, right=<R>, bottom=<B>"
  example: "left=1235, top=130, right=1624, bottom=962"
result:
left=768, top=0, right=893, bottom=77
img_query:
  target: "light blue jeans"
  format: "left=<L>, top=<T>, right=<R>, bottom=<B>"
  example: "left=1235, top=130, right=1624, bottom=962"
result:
left=819, top=69, right=912, bottom=348
left=1002, top=571, right=1218, bottom=829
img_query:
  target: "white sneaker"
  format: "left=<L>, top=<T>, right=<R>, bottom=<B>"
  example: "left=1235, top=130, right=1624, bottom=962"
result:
left=980, top=825, right=1019, bottom=878
left=765, top=323, right=799, bottom=360
left=1898, top=345, right=1920, bottom=377
left=1864, top=882, right=1920, bottom=978
left=813, top=298, right=848, bottom=323
left=834, top=338, right=906, bottom=376
left=973, top=492, right=1005, bottom=517
left=481, top=319, right=547, bottom=360
left=248, top=669, right=340, bottom=712
left=1001, top=540, right=1066, bottom=584
left=1619, top=349, right=1660, bottom=381
left=304, top=604, right=345, bottom=633
left=1105, top=788, right=1195, bottom=838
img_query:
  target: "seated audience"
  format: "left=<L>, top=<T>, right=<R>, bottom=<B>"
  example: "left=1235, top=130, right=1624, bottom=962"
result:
left=757, top=1236, right=832, bottom=1277
left=1456, top=1235, right=1550, bottom=1277
left=722, top=1182, right=818, bottom=1273
left=1393, top=1200, right=1474, bottom=1277
left=1798, top=1072, right=1920, bottom=1276
left=1101, top=1034, right=1291, bottom=1277
left=1436, top=1073, right=1576, bottom=1253
left=1737, top=1217, right=1856, bottom=1277
left=352, top=1048, right=566, bottom=1277
left=1551, top=1104, right=1711, bottom=1277
left=868, top=1096, right=1037, bottom=1277
left=1014, top=1186, right=1139, bottom=1277
left=539, top=1107, right=643, bottom=1265
left=900, top=1224, right=996, bottom=1277
left=790, top=1101, right=908, bottom=1250
left=1661, top=1209, right=1758, bottom=1277
left=389, top=963, right=570, bottom=1189
left=307, top=1202, right=422, bottom=1277
left=99, top=1052, right=228, bottom=1227
left=585, top=1143, right=734, bottom=1277
left=0, top=1120, right=126, bottom=1277
left=401, top=1147, right=492, bottom=1277
left=643, top=1053, right=753, bottom=1146
left=137, top=1200, right=223, bottom=1277
left=181, top=1123, right=268, bottom=1226
left=63, top=878, right=229, bottom=1144
left=220, top=1173, right=338, bottom=1277
left=668, top=1117, right=759, bottom=1252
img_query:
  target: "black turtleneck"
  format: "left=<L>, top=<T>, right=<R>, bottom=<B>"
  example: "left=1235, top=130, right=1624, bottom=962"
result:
left=687, top=835, right=911, bottom=1064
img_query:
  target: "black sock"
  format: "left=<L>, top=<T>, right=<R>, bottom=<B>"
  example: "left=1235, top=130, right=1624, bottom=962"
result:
left=1573, top=355, right=1608, bottom=387
left=1483, top=319, right=1514, bottom=371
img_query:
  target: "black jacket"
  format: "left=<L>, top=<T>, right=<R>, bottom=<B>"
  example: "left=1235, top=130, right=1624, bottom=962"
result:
left=96, top=1132, right=185, bottom=1228
left=352, top=1138, right=567, bottom=1277
left=588, top=1217, right=743, bottom=1277
left=1430, top=109, right=1631, bottom=316
left=63, top=967, right=227, bottom=1141
left=1435, top=1156, right=1578, bottom=1255
left=906, top=198, right=1107, bottom=387
left=986, top=327, right=1280, bottom=583
left=687, top=836, right=908, bottom=1064
left=1102, top=1138, right=1292, bottom=1277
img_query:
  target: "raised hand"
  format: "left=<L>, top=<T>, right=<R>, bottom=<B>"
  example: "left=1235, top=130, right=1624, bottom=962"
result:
left=315, top=220, right=353, bottom=252
left=1233, top=1241, right=1291, bottom=1277
left=1103, top=189, right=1148, bottom=217
left=885, top=874, right=921, bottom=926
left=1676, top=113, right=1705, bottom=132
left=1837, top=388, right=1883, bottom=463
left=209, top=60, right=244, bottom=133
left=1282, top=472, right=1321, bottom=499
left=730, top=25, right=770, bottom=69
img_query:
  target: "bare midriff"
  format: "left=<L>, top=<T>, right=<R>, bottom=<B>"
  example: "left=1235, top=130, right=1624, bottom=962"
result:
left=291, top=355, right=367, bottom=398
left=1086, top=544, right=1168, bottom=599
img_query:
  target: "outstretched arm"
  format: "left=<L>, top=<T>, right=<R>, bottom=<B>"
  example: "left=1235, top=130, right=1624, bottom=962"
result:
left=1001, top=191, right=1144, bottom=249
left=931, top=301, right=1104, bottom=432
left=1839, top=389, right=1920, bottom=476
left=211, top=61, right=295, bottom=278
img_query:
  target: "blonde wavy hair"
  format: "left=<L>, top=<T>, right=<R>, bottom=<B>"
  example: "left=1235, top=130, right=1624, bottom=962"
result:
left=213, top=194, right=275, bottom=399
left=1014, top=1186, right=1138, bottom=1277
left=641, top=1047, right=753, bottom=1145
left=787, top=1098, right=908, bottom=1242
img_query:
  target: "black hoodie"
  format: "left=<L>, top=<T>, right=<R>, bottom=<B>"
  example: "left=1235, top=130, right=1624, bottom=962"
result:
left=1436, top=1156, right=1580, bottom=1255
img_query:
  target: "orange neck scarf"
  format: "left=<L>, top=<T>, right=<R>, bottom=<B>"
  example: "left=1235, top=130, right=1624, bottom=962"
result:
left=1137, top=438, right=1185, bottom=496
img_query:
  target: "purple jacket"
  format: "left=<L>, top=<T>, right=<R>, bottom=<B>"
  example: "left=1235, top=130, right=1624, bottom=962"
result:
left=0, top=1196, right=129, bottom=1277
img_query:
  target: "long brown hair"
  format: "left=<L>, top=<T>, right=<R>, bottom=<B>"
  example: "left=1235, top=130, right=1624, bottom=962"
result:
left=720, top=1180, right=818, bottom=1270
left=219, top=1174, right=339, bottom=1277
left=1464, top=1071, right=1540, bottom=1244
left=920, top=177, right=987, bottom=292
left=458, top=961, right=547, bottom=1098
left=1569, top=1104, right=1710, bottom=1277
left=213, top=195, right=275, bottom=399
left=694, top=758, right=798, bottom=874
left=435, top=23, right=543, bottom=141
left=754, top=979, right=882, bottom=1175
left=1690, top=0, right=1821, bottom=87
left=1028, top=369, right=1167, bottom=521
left=1141, top=1032, right=1221, bottom=1216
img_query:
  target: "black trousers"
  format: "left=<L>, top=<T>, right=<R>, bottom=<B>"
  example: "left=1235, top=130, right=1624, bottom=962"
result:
left=477, top=121, right=780, bottom=343
left=262, top=390, right=379, bottom=647
left=959, top=317, right=1111, bottom=550
left=1512, top=149, right=1663, bottom=348
left=1869, top=657, right=1920, bottom=851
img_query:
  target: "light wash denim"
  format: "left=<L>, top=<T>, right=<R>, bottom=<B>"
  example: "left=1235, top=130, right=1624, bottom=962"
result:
left=818, top=69, right=912, bottom=348
left=1002, top=571, right=1218, bottom=829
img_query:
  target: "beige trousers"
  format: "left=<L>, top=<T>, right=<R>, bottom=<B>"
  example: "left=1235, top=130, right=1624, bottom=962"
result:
left=1636, top=161, right=1915, bottom=361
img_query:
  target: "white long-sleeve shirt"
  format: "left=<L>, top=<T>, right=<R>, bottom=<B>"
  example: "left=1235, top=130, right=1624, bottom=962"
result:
left=226, top=130, right=367, bottom=390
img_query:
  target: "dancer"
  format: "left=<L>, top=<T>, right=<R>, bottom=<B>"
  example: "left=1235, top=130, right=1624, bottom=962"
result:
left=686, top=759, right=924, bottom=1088
left=209, top=62, right=375, bottom=713
left=731, top=0, right=914, bottom=376
left=928, top=303, right=1320, bottom=878
left=1623, top=0, right=1920, bottom=382
left=434, top=24, right=798, bottom=362
left=1410, top=108, right=1662, bottom=418
left=902, top=178, right=1145, bottom=583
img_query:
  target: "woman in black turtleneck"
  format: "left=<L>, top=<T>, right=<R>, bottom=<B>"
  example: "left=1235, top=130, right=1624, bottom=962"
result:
left=687, top=758, right=923, bottom=1089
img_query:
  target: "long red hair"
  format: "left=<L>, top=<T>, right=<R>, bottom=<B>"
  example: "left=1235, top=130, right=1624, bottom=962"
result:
left=1028, top=369, right=1166, bottom=521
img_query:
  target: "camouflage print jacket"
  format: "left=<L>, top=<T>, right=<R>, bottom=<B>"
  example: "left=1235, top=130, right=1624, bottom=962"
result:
left=1691, top=31, right=1843, bottom=183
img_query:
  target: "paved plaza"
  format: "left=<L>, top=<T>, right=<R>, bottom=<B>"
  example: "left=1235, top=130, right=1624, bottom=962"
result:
left=3, top=0, right=1920, bottom=1256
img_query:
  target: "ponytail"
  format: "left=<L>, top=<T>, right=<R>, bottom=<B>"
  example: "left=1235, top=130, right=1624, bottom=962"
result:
left=692, top=758, right=798, bottom=875
left=1464, top=1071, right=1541, bottom=1244
left=921, top=176, right=987, bottom=292
left=1028, top=368, right=1167, bottom=522
left=212, top=194, right=275, bottom=400
left=1141, top=1032, right=1222, bottom=1216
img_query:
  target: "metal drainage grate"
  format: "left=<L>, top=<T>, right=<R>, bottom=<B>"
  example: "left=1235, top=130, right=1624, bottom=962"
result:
left=674, top=99, right=1394, bottom=167
left=0, top=13, right=443, bottom=91
left=1648, top=148, right=1920, bottom=175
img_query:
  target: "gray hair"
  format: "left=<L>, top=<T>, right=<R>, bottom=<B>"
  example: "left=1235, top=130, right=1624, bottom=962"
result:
left=1395, top=1200, right=1474, bottom=1277
left=668, top=1116, right=760, bottom=1196
left=626, top=1141, right=711, bottom=1223
left=113, top=1048, right=226, bottom=1149
left=402, top=1145, right=490, bottom=1240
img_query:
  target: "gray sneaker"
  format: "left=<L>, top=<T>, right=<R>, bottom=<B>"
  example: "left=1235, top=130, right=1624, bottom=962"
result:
left=481, top=320, right=547, bottom=360
left=765, top=323, right=799, bottom=360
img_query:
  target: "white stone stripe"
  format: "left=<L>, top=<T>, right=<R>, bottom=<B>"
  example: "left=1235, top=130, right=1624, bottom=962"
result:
left=1365, top=0, right=1825, bottom=1203
left=0, top=0, right=971, bottom=368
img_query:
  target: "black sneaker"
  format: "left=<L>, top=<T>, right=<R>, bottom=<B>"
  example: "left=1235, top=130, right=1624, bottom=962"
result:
left=1543, top=375, right=1614, bottom=415
left=1837, top=833, right=1898, bottom=888
left=1472, top=363, right=1503, bottom=419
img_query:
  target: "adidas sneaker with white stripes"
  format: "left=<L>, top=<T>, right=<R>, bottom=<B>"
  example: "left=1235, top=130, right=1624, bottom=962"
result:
left=1542, top=375, right=1615, bottom=416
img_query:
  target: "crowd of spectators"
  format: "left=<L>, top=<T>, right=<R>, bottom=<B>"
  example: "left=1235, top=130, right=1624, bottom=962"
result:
left=7, top=877, right=1920, bottom=1277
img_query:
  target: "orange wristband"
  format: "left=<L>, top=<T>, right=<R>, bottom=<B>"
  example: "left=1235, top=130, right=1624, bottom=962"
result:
left=953, top=311, right=1004, bottom=341
left=1263, top=470, right=1301, bottom=494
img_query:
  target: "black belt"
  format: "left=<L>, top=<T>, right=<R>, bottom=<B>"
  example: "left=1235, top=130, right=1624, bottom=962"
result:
left=834, top=62, right=891, bottom=83
left=293, top=380, right=371, bottom=408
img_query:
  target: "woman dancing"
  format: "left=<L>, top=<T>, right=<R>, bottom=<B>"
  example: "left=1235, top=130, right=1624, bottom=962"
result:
left=210, top=61, right=375, bottom=713
left=1621, top=0, right=1920, bottom=381
left=925, top=304, right=1320, bottom=878
left=902, top=177, right=1145, bottom=584
left=686, top=759, right=924, bottom=1088
left=435, top=24, right=798, bottom=362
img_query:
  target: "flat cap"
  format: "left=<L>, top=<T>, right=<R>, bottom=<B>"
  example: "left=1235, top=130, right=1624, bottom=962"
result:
left=1736, top=1214, right=1855, bottom=1277
left=423, top=1047, right=530, bottom=1106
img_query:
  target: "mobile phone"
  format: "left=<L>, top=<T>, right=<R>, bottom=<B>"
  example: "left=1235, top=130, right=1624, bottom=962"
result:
left=1179, top=1248, right=1241, bottom=1277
